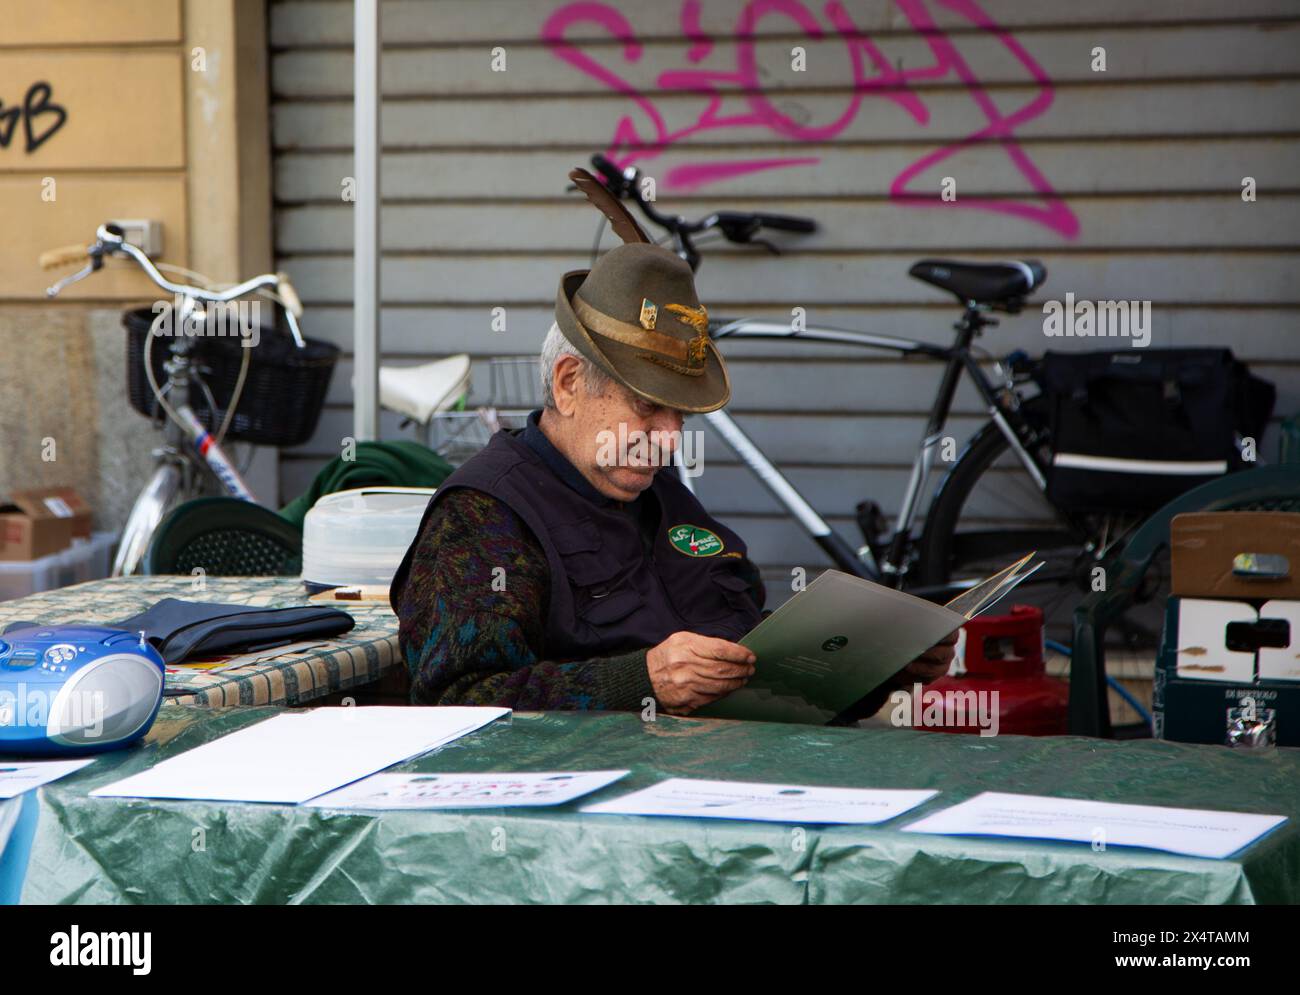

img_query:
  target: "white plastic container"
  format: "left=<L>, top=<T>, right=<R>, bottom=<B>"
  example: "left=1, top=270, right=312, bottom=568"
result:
left=301, top=487, right=437, bottom=589
left=0, top=531, right=119, bottom=602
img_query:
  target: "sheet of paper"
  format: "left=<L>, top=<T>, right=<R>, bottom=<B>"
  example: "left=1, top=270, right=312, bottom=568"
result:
left=92, top=706, right=509, bottom=805
left=305, top=769, right=629, bottom=810
left=169, top=640, right=330, bottom=673
left=207, top=640, right=331, bottom=673
left=944, top=553, right=1043, bottom=619
left=0, top=758, right=94, bottom=799
left=901, top=791, right=1287, bottom=860
left=581, top=777, right=937, bottom=825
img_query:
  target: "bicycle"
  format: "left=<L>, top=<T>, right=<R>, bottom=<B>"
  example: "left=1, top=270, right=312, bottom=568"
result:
left=40, top=223, right=326, bottom=577
left=378, top=353, right=542, bottom=466
left=581, top=154, right=1166, bottom=651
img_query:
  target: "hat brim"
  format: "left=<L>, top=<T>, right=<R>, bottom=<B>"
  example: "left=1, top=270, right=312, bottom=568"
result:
left=554, top=270, right=731, bottom=414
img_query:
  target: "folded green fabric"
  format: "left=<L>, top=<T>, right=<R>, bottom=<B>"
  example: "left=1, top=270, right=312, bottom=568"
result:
left=278, top=440, right=454, bottom=529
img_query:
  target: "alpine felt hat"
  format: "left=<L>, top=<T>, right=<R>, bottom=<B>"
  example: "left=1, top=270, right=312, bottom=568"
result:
left=554, top=241, right=731, bottom=413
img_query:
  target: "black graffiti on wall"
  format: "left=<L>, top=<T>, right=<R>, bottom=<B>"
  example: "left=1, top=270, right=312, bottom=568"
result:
left=0, top=82, right=68, bottom=154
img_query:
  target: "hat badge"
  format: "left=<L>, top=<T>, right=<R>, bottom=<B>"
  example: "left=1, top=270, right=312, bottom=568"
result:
left=639, top=298, right=658, bottom=330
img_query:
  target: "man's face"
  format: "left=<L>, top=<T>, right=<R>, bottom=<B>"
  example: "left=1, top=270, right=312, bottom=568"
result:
left=551, top=359, right=686, bottom=502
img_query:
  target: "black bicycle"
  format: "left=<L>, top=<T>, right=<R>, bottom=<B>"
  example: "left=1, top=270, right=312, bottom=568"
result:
left=582, top=154, right=1165, bottom=651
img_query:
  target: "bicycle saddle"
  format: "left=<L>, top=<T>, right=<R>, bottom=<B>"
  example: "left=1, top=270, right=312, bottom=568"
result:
left=379, top=354, right=471, bottom=425
left=909, top=259, right=1046, bottom=309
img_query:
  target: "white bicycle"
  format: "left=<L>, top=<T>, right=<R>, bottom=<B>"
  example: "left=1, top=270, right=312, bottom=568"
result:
left=42, top=223, right=321, bottom=576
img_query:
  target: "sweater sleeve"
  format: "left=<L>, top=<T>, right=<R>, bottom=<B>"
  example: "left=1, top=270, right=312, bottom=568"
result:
left=392, top=487, right=656, bottom=711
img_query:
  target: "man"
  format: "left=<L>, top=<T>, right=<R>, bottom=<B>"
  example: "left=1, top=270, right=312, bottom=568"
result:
left=390, top=241, right=954, bottom=717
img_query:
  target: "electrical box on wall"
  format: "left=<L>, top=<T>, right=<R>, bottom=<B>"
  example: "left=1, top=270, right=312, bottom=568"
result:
left=108, top=219, right=163, bottom=258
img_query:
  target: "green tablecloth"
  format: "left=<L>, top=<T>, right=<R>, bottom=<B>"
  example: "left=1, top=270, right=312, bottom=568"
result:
left=13, top=706, right=1300, bottom=904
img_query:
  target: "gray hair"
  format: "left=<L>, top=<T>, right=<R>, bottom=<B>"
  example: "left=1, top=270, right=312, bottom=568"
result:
left=539, top=322, right=611, bottom=409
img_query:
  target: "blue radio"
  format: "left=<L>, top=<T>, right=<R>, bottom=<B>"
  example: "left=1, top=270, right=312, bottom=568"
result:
left=0, top=626, right=165, bottom=757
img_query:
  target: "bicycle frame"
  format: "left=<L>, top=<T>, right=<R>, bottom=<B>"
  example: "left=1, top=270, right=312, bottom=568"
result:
left=110, top=291, right=258, bottom=576
left=700, top=307, right=1050, bottom=587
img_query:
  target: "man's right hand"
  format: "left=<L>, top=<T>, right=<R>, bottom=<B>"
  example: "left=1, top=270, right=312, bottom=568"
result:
left=646, top=631, right=756, bottom=715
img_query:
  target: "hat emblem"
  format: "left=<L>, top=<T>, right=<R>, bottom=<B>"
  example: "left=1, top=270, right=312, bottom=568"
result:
left=639, top=298, right=658, bottom=330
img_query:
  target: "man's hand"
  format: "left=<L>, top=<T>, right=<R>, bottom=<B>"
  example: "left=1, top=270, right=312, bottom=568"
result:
left=889, top=630, right=959, bottom=689
left=646, top=631, right=756, bottom=715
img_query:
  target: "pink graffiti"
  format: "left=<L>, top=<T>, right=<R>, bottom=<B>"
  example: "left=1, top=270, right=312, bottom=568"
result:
left=541, top=0, right=1080, bottom=238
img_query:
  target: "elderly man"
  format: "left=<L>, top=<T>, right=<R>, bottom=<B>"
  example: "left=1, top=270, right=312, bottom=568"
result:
left=390, top=241, right=954, bottom=718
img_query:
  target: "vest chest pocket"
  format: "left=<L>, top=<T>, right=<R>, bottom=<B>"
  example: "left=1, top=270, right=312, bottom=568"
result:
left=575, top=586, right=642, bottom=626
left=551, top=520, right=642, bottom=629
left=667, top=562, right=757, bottom=624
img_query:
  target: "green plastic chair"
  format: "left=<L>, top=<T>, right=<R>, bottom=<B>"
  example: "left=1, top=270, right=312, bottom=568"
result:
left=1070, top=465, right=1300, bottom=737
left=142, top=497, right=304, bottom=577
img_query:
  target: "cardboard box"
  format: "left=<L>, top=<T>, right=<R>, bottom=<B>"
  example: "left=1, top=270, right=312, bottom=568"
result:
left=1169, top=597, right=1300, bottom=683
left=1170, top=598, right=1258, bottom=683
left=18, top=487, right=92, bottom=540
left=0, top=487, right=91, bottom=561
left=1171, top=511, right=1300, bottom=600
left=1153, top=597, right=1300, bottom=748
left=1154, top=671, right=1300, bottom=748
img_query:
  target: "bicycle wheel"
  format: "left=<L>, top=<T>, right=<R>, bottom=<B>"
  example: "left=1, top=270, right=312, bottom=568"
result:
left=914, top=401, right=1168, bottom=664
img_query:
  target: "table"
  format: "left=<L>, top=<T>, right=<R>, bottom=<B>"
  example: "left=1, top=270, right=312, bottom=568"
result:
left=0, top=576, right=403, bottom=707
left=8, top=707, right=1299, bottom=904
left=0, top=577, right=404, bottom=899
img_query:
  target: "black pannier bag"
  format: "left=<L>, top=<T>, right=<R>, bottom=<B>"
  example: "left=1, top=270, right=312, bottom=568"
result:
left=1036, top=348, right=1275, bottom=513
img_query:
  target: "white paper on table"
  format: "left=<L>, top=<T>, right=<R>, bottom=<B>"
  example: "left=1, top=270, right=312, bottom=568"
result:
left=581, top=777, right=937, bottom=825
left=210, top=640, right=331, bottom=672
left=0, top=758, right=94, bottom=799
left=901, top=791, right=1287, bottom=860
left=90, top=706, right=509, bottom=805
left=305, top=769, right=630, bottom=810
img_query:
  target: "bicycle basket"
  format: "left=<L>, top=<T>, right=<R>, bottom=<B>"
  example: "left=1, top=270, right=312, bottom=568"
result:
left=123, top=306, right=339, bottom=447
left=423, top=356, right=539, bottom=465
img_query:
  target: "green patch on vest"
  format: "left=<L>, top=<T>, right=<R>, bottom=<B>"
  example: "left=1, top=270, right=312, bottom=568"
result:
left=668, top=524, right=724, bottom=557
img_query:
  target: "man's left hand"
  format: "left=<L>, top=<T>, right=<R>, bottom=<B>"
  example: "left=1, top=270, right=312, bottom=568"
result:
left=889, top=630, right=959, bottom=688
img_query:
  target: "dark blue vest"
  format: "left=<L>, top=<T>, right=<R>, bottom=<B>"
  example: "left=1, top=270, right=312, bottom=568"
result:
left=423, top=430, right=761, bottom=661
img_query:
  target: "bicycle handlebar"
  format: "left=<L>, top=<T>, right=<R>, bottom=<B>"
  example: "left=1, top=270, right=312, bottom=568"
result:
left=748, top=212, right=818, bottom=233
left=41, top=223, right=306, bottom=347
left=587, top=153, right=817, bottom=271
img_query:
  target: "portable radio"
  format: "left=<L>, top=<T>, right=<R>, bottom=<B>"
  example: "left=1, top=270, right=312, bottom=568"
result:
left=0, top=625, right=165, bottom=756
